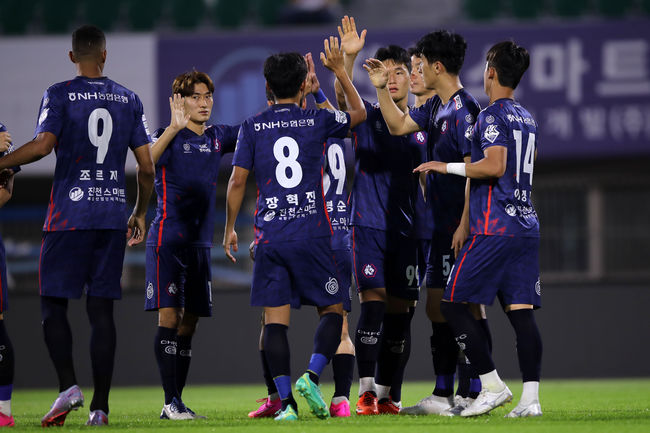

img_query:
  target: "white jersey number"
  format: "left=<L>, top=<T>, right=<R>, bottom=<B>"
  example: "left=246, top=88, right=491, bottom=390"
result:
left=323, top=143, right=346, bottom=196
left=88, top=108, right=113, bottom=164
left=513, top=129, right=535, bottom=186
left=273, top=136, right=303, bottom=189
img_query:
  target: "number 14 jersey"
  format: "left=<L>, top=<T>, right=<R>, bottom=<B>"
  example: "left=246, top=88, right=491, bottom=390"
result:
left=34, top=76, right=151, bottom=232
left=233, top=103, right=351, bottom=244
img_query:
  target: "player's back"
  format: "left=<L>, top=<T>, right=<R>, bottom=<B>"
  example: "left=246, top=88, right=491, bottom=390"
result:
left=233, top=103, right=350, bottom=243
left=35, top=76, right=150, bottom=231
left=470, top=99, right=539, bottom=237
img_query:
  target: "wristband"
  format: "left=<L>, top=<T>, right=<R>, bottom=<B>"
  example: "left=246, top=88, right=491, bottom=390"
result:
left=313, top=89, right=327, bottom=104
left=446, top=162, right=467, bottom=177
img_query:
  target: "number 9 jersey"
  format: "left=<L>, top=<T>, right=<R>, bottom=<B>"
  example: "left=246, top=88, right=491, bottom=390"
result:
left=34, top=77, right=151, bottom=231
left=232, top=103, right=351, bottom=244
left=469, top=98, right=539, bottom=238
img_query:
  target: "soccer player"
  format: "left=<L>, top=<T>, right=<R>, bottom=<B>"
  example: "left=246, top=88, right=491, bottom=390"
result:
left=363, top=30, right=483, bottom=415
left=0, top=122, right=19, bottom=427
left=0, top=26, right=154, bottom=426
left=224, top=38, right=366, bottom=421
left=335, top=16, right=424, bottom=415
left=145, top=71, right=240, bottom=420
left=413, top=40, right=542, bottom=418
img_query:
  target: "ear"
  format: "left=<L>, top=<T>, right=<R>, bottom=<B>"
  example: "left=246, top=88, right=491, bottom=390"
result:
left=101, top=50, right=107, bottom=64
left=69, top=51, right=76, bottom=64
left=487, top=65, right=497, bottom=81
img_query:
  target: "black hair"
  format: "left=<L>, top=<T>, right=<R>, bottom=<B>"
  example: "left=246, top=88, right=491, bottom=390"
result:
left=486, top=41, right=530, bottom=90
left=407, top=46, right=420, bottom=57
left=374, top=45, right=411, bottom=71
left=415, top=30, right=467, bottom=75
left=72, top=25, right=106, bottom=59
left=263, top=53, right=308, bottom=99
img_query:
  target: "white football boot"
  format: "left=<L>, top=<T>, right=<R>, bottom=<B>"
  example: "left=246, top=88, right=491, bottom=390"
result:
left=505, top=400, right=542, bottom=418
left=460, top=385, right=512, bottom=417
left=399, top=394, right=453, bottom=415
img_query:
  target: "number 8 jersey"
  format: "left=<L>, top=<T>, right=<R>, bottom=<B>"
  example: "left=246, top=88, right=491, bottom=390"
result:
left=34, top=76, right=151, bottom=231
left=233, top=103, right=351, bottom=243
left=469, top=98, right=539, bottom=237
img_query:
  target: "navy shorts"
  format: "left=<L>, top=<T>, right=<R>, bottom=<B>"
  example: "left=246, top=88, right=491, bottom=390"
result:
left=252, top=237, right=343, bottom=308
left=0, top=239, right=8, bottom=312
left=145, top=245, right=213, bottom=316
left=352, top=226, right=420, bottom=301
left=444, top=235, right=541, bottom=308
left=426, top=231, right=455, bottom=289
left=39, top=230, right=126, bottom=299
left=417, top=238, right=430, bottom=288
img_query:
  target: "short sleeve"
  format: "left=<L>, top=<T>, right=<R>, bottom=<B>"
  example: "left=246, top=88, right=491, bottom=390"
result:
left=478, top=111, right=508, bottom=152
left=151, top=128, right=171, bottom=167
left=409, top=95, right=437, bottom=131
left=232, top=123, right=254, bottom=170
left=454, top=101, right=480, bottom=157
left=129, top=94, right=151, bottom=150
left=34, top=88, right=64, bottom=139
left=317, top=108, right=351, bottom=140
left=217, top=124, right=240, bottom=154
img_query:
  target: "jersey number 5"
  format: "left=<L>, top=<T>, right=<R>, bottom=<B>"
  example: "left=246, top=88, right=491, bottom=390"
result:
left=88, top=108, right=113, bottom=164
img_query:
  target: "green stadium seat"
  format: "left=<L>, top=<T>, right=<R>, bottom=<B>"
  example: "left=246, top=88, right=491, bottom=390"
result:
left=258, top=0, right=288, bottom=26
left=85, top=0, right=122, bottom=32
left=127, top=0, right=165, bottom=32
left=171, top=0, right=204, bottom=30
left=42, top=0, right=79, bottom=34
left=552, top=0, right=589, bottom=17
left=465, top=0, right=500, bottom=21
left=0, top=0, right=36, bottom=34
left=213, top=0, right=251, bottom=28
left=512, top=0, right=542, bottom=19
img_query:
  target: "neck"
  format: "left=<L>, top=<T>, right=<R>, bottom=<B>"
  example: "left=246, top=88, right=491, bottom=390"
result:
left=414, top=90, right=436, bottom=108
left=435, top=75, right=463, bottom=105
left=187, top=120, right=206, bottom=135
left=275, top=93, right=303, bottom=106
left=489, top=86, right=515, bottom=105
left=76, top=62, right=103, bottom=79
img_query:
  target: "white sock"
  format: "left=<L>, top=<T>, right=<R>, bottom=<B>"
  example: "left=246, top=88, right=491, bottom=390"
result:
left=519, top=381, right=539, bottom=405
left=331, top=396, right=348, bottom=405
left=376, top=384, right=391, bottom=400
left=479, top=370, right=505, bottom=392
left=358, top=377, right=376, bottom=396
left=0, top=400, right=11, bottom=417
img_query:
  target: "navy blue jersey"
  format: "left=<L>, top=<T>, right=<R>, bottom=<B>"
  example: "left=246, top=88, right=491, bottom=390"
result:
left=411, top=130, right=433, bottom=240
left=34, top=76, right=150, bottom=231
left=0, top=122, right=20, bottom=175
left=232, top=103, right=351, bottom=244
left=147, top=124, right=239, bottom=247
left=323, top=137, right=350, bottom=250
left=350, top=100, right=422, bottom=236
left=469, top=99, right=539, bottom=237
left=410, top=90, right=480, bottom=235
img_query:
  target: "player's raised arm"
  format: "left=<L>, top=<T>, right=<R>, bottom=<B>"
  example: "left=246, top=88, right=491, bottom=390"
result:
left=223, top=165, right=249, bottom=263
left=363, top=58, right=420, bottom=136
left=321, top=36, right=366, bottom=128
left=128, top=144, right=154, bottom=246
left=334, top=15, right=366, bottom=111
left=149, top=93, right=190, bottom=164
left=305, top=52, right=335, bottom=111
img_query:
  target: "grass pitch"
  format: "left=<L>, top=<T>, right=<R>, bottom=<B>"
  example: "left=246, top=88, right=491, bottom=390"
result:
left=10, top=379, right=650, bottom=432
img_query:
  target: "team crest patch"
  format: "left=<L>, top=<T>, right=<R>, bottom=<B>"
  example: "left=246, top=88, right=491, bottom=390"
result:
left=505, top=204, right=517, bottom=216
left=535, top=278, right=541, bottom=296
left=464, top=124, right=474, bottom=140
left=325, top=277, right=339, bottom=295
left=441, top=120, right=448, bottom=134
left=485, top=115, right=495, bottom=124
left=415, top=131, right=426, bottom=144
left=454, top=95, right=463, bottom=110
left=146, top=282, right=154, bottom=299
left=183, top=143, right=191, bottom=153
left=465, top=114, right=474, bottom=123
left=334, top=109, right=348, bottom=124
left=69, top=187, right=83, bottom=201
left=168, top=282, right=178, bottom=296
left=214, top=138, right=221, bottom=152
left=363, top=264, right=376, bottom=278
left=484, top=124, right=499, bottom=143
left=264, top=210, right=276, bottom=221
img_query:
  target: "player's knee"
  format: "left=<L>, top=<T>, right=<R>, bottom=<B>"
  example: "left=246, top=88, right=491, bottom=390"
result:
left=158, top=307, right=182, bottom=328
left=318, top=303, right=344, bottom=316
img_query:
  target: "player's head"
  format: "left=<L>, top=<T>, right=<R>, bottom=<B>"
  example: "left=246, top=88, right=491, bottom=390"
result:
left=408, top=47, right=426, bottom=96
left=264, top=53, right=308, bottom=100
left=415, top=30, right=467, bottom=88
left=70, top=25, right=106, bottom=66
left=375, top=45, right=411, bottom=103
left=172, top=70, right=215, bottom=124
left=484, top=41, right=530, bottom=93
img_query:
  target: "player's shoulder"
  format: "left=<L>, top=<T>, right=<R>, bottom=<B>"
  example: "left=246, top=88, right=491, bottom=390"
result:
left=453, top=89, right=481, bottom=114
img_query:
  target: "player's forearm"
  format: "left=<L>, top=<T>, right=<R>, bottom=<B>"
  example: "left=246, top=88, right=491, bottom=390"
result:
left=459, top=177, right=470, bottom=230
left=150, top=127, right=180, bottom=164
left=225, top=178, right=246, bottom=234
left=0, top=133, right=54, bottom=170
left=132, top=164, right=154, bottom=217
left=334, top=53, right=358, bottom=111
left=334, top=68, right=366, bottom=127
left=376, top=87, right=414, bottom=136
